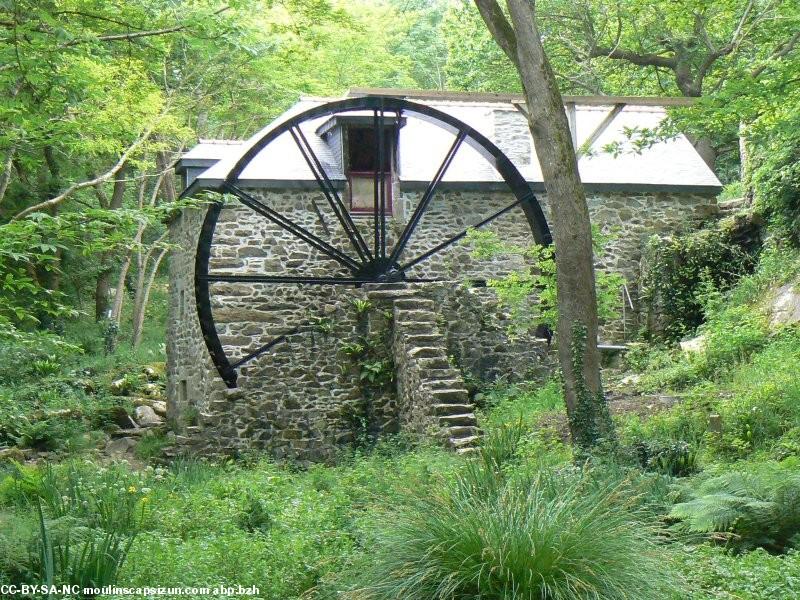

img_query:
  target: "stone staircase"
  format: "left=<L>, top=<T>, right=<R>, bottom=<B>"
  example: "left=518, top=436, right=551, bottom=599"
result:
left=389, top=293, right=481, bottom=454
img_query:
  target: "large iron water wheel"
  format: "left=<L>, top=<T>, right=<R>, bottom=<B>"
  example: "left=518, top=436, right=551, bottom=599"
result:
left=190, top=96, right=551, bottom=387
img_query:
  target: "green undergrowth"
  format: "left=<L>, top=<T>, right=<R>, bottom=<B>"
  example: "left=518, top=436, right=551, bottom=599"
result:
left=0, top=286, right=168, bottom=454
left=619, top=247, right=800, bottom=464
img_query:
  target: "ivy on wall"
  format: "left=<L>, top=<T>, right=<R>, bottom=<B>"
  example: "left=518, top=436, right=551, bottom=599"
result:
left=640, top=218, right=760, bottom=341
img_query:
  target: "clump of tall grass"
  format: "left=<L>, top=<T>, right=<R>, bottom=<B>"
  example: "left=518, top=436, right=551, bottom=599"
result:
left=351, top=439, right=681, bottom=600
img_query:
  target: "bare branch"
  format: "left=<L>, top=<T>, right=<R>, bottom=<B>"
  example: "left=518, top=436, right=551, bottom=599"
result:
left=12, top=122, right=158, bottom=220
left=59, top=6, right=230, bottom=48
left=589, top=45, right=677, bottom=69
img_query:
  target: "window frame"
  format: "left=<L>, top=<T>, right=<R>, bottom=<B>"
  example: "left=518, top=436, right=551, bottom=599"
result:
left=343, top=124, right=395, bottom=215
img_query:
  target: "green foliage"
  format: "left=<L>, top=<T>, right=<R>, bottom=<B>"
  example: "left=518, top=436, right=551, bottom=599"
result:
left=640, top=222, right=759, bottom=341
left=626, top=439, right=699, bottom=478
left=631, top=247, right=799, bottom=393
left=236, top=491, right=274, bottom=534
left=340, top=332, right=394, bottom=394
left=680, top=545, right=800, bottom=599
left=352, top=460, right=679, bottom=599
left=34, top=501, right=135, bottom=591
left=670, top=460, right=800, bottom=553
left=479, top=379, right=564, bottom=427
left=464, top=227, right=623, bottom=335
left=134, top=432, right=170, bottom=462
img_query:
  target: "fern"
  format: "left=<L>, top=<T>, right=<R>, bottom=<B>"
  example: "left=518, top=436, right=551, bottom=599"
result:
left=670, top=463, right=800, bottom=552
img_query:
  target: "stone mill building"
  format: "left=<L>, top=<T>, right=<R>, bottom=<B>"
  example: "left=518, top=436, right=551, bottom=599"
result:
left=168, top=88, right=721, bottom=462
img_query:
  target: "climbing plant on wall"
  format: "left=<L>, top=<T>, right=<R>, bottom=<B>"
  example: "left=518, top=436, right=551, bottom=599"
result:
left=639, top=221, right=760, bottom=341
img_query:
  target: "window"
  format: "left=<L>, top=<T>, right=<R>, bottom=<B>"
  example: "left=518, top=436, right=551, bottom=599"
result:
left=179, top=379, right=188, bottom=406
left=346, top=126, right=394, bottom=214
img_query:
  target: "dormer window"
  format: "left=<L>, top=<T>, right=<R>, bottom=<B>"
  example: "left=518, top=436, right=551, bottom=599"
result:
left=345, top=125, right=395, bottom=213
left=316, top=113, right=403, bottom=215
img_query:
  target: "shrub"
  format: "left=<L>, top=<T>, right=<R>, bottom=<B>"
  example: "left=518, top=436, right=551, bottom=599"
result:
left=236, top=491, right=273, bottom=533
left=670, top=460, right=800, bottom=553
left=33, top=501, right=134, bottom=590
left=640, top=222, right=759, bottom=341
left=626, top=439, right=699, bottom=477
left=679, top=544, right=800, bottom=600
left=352, top=464, right=680, bottom=599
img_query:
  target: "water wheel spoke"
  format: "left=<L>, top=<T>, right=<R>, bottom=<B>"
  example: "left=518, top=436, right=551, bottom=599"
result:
left=203, top=273, right=444, bottom=285
left=388, top=129, right=466, bottom=266
left=289, top=125, right=372, bottom=262
left=204, top=274, right=382, bottom=285
left=230, top=329, right=301, bottom=369
left=372, top=108, right=389, bottom=260
left=399, top=199, right=523, bottom=272
left=224, top=183, right=362, bottom=272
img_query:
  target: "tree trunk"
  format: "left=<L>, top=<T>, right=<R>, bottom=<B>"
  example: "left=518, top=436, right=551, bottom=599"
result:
left=94, top=167, right=128, bottom=320
left=687, top=134, right=718, bottom=172
left=110, top=253, right=133, bottom=324
left=131, top=245, right=167, bottom=347
left=738, top=121, right=754, bottom=204
left=0, top=145, right=17, bottom=207
left=475, top=0, right=614, bottom=449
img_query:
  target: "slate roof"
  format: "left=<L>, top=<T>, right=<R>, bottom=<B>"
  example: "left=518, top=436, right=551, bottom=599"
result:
left=178, top=89, right=722, bottom=195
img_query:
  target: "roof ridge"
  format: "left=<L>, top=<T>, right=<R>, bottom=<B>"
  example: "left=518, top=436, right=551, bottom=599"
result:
left=347, top=87, right=694, bottom=107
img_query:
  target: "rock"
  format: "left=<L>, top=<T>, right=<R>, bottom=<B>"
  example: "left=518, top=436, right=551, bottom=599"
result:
left=0, top=447, right=25, bottom=463
left=134, top=405, right=164, bottom=427
left=680, top=334, right=707, bottom=354
left=142, top=383, right=164, bottom=399
left=151, top=400, right=167, bottom=416
left=110, top=377, right=132, bottom=396
left=769, top=283, right=800, bottom=328
left=106, top=406, right=138, bottom=429
left=110, top=428, right=146, bottom=438
left=105, top=437, right=137, bottom=456
left=618, top=373, right=641, bottom=387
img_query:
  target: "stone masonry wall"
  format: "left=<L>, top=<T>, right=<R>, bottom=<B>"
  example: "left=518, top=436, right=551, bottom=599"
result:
left=167, top=184, right=716, bottom=462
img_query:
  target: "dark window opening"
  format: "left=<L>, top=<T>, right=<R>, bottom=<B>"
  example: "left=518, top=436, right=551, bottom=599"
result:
left=346, top=125, right=395, bottom=214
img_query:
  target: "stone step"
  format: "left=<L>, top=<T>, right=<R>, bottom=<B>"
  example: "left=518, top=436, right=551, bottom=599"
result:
left=438, top=413, right=478, bottom=427
left=394, top=308, right=437, bottom=323
left=431, top=403, right=475, bottom=415
left=425, top=378, right=467, bottom=390
left=446, top=425, right=480, bottom=438
left=424, top=368, right=462, bottom=380
left=449, top=434, right=481, bottom=449
left=402, top=334, right=445, bottom=346
left=393, top=298, right=435, bottom=311
left=394, top=321, right=436, bottom=334
left=407, top=346, right=446, bottom=359
left=430, top=388, right=470, bottom=403
left=415, top=357, right=451, bottom=371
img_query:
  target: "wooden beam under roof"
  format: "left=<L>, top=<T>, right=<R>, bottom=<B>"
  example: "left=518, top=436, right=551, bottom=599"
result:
left=347, top=87, right=695, bottom=107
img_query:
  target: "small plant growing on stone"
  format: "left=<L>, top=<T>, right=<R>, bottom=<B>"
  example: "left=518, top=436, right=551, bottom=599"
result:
left=350, top=298, right=373, bottom=315
left=309, top=316, right=334, bottom=335
left=182, top=406, right=200, bottom=426
left=359, top=359, right=394, bottom=387
left=340, top=341, right=366, bottom=357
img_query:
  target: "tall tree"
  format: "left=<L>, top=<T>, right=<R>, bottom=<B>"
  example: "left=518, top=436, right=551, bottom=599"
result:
left=474, top=0, right=614, bottom=449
